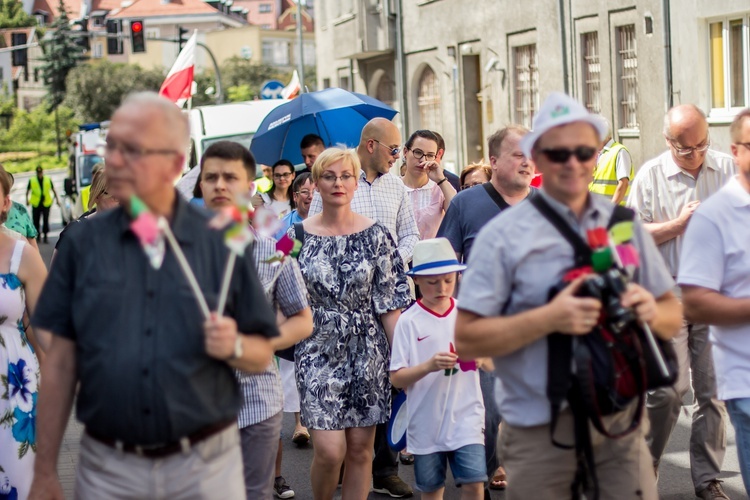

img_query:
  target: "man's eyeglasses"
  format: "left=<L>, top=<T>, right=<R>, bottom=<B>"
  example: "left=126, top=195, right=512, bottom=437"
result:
left=295, top=189, right=312, bottom=197
left=319, top=173, right=356, bottom=184
left=273, top=172, right=294, bottom=180
left=461, top=182, right=484, bottom=191
left=409, top=148, right=437, bottom=162
left=372, top=139, right=400, bottom=157
left=669, top=137, right=710, bottom=156
left=539, top=146, right=597, bottom=163
left=100, top=139, right=178, bottom=161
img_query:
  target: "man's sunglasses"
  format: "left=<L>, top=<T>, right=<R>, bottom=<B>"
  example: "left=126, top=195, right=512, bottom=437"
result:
left=539, top=146, right=597, bottom=163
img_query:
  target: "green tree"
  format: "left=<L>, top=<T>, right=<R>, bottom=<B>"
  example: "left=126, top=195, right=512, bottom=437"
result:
left=64, top=61, right=166, bottom=122
left=190, top=71, right=218, bottom=106
left=0, top=0, right=36, bottom=28
left=226, top=84, right=252, bottom=103
left=40, top=0, right=85, bottom=108
left=220, top=57, right=290, bottom=101
left=5, top=104, right=77, bottom=150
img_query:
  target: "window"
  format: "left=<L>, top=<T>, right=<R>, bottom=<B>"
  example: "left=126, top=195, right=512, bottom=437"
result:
left=261, top=24, right=272, bottom=30
left=581, top=32, right=601, bottom=114
left=376, top=73, right=395, bottom=109
left=92, top=16, right=105, bottom=27
left=709, top=17, right=748, bottom=112
left=338, top=67, right=351, bottom=91
left=34, top=14, right=45, bottom=26
left=92, top=42, right=103, bottom=59
left=259, top=3, right=272, bottom=13
left=512, top=44, right=538, bottom=128
left=145, top=27, right=159, bottom=39
left=323, top=77, right=331, bottom=89
left=262, top=40, right=290, bottom=66
left=616, top=25, right=638, bottom=129
left=417, top=65, right=442, bottom=131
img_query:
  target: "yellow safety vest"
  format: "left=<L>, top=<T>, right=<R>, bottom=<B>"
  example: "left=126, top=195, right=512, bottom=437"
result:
left=256, top=176, right=273, bottom=194
left=80, top=185, right=91, bottom=212
left=29, top=176, right=53, bottom=208
left=589, top=142, right=632, bottom=203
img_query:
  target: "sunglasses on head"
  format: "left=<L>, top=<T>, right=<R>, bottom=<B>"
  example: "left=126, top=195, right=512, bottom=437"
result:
left=539, top=146, right=597, bottom=163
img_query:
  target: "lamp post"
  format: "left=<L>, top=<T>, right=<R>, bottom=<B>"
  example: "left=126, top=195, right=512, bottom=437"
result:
left=296, top=0, right=305, bottom=93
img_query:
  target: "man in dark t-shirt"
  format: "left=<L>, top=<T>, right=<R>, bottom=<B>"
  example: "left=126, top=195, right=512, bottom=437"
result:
left=438, top=125, right=536, bottom=263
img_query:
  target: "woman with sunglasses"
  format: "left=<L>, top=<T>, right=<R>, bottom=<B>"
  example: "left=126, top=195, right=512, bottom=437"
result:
left=252, top=159, right=296, bottom=218
left=459, top=162, right=492, bottom=191
left=401, top=130, right=457, bottom=240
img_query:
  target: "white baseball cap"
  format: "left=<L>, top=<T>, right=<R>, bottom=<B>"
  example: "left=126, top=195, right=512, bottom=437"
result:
left=520, top=92, right=608, bottom=158
left=407, top=237, right=467, bottom=276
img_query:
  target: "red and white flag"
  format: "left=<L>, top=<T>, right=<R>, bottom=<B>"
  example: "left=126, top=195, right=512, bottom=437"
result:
left=160, top=30, right=197, bottom=108
left=281, top=70, right=300, bottom=99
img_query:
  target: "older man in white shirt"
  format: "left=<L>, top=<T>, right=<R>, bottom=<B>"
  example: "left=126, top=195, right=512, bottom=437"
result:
left=628, top=104, right=735, bottom=500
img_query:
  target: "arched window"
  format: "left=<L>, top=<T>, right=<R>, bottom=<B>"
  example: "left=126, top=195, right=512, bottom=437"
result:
left=376, top=73, right=396, bottom=109
left=417, top=66, right=442, bottom=131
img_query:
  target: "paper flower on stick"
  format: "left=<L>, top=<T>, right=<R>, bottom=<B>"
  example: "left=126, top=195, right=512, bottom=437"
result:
left=609, top=221, right=640, bottom=272
left=128, top=195, right=165, bottom=269
left=444, top=342, right=477, bottom=376
left=264, top=234, right=303, bottom=265
left=252, top=206, right=283, bottom=239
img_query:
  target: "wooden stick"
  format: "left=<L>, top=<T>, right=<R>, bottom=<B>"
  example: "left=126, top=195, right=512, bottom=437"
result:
left=216, top=251, right=237, bottom=316
left=160, top=219, right=210, bottom=320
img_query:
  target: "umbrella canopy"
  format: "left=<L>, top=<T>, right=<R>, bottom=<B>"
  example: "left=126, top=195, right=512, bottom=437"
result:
left=250, top=88, right=398, bottom=166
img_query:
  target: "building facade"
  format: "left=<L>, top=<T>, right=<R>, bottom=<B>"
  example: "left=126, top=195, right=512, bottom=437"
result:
left=314, top=0, right=748, bottom=172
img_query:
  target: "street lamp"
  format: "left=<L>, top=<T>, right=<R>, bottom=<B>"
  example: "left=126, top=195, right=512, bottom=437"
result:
left=296, top=0, right=305, bottom=93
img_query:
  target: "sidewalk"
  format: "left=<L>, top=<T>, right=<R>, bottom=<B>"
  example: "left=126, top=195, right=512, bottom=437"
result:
left=57, top=414, right=83, bottom=499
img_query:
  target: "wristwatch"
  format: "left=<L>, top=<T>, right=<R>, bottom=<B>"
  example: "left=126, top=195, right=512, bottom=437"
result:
left=437, top=177, right=448, bottom=185
left=230, top=336, right=244, bottom=360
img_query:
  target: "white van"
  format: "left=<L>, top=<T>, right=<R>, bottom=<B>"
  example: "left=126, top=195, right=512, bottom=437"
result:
left=177, top=99, right=288, bottom=199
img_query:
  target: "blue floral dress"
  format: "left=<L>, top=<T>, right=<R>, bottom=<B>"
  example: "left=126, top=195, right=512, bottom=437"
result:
left=293, top=223, right=411, bottom=430
left=0, top=240, right=38, bottom=500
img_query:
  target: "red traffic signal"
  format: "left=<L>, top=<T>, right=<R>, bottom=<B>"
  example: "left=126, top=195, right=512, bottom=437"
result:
left=130, top=19, right=146, bottom=53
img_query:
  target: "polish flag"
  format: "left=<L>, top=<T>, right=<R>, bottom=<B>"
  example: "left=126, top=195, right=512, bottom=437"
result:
left=160, top=30, right=197, bottom=108
left=281, top=70, right=300, bottom=99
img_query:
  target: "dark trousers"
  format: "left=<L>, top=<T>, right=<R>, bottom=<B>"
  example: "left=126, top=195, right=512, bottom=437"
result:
left=32, top=205, right=50, bottom=237
left=373, top=421, right=398, bottom=478
left=480, top=370, right=502, bottom=496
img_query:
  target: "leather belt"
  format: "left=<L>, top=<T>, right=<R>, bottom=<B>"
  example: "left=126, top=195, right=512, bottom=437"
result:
left=86, top=419, right=235, bottom=458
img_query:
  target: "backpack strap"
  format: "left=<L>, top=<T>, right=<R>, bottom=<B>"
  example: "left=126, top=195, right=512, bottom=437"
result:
left=293, top=222, right=305, bottom=244
left=529, top=195, right=591, bottom=267
left=482, top=183, right=510, bottom=212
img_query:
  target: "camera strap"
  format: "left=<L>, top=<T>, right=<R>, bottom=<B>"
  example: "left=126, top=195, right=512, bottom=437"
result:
left=530, top=195, right=635, bottom=500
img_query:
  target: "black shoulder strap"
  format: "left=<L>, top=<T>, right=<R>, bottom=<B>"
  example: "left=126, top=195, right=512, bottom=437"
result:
left=609, top=205, right=635, bottom=227
left=529, top=195, right=591, bottom=268
left=482, top=182, right=510, bottom=211
left=293, top=222, right=305, bottom=243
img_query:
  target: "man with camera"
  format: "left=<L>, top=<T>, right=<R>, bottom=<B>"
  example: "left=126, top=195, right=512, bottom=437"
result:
left=628, top=104, right=735, bottom=500
left=454, top=92, right=682, bottom=499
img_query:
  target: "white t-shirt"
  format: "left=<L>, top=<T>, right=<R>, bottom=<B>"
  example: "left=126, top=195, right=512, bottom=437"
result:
left=678, top=176, right=750, bottom=400
left=260, top=192, right=292, bottom=219
left=390, top=298, right=485, bottom=454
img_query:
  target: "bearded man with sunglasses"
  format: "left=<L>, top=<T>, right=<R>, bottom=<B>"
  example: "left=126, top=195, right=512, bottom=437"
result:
left=455, top=92, right=681, bottom=499
left=628, top=104, right=735, bottom=500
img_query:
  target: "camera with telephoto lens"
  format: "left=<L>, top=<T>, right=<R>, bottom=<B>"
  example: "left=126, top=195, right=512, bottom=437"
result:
left=575, top=267, right=636, bottom=335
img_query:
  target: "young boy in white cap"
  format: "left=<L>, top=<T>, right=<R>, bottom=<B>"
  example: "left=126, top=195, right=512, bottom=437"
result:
left=390, top=237, right=487, bottom=500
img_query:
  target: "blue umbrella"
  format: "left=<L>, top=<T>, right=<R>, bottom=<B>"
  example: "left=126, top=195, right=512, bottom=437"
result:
left=250, top=88, right=398, bottom=166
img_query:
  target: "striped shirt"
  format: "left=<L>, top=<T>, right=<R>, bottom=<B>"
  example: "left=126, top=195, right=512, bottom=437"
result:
left=308, top=170, right=419, bottom=263
left=404, top=179, right=445, bottom=240
left=627, top=149, right=736, bottom=276
left=236, top=231, right=309, bottom=429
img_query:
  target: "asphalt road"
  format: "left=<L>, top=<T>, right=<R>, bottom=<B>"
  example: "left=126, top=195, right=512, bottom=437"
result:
left=12, top=172, right=747, bottom=499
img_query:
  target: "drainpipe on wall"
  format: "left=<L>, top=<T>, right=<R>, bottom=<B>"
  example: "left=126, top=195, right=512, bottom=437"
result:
left=662, top=0, right=674, bottom=110
left=394, top=0, right=408, bottom=129
left=558, top=0, right=569, bottom=94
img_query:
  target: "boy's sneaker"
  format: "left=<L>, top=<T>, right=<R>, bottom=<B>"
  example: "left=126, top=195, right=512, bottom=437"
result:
left=274, top=476, right=295, bottom=499
left=372, top=475, right=413, bottom=498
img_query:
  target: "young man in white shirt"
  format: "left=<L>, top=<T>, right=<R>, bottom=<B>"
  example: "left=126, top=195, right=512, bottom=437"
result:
left=678, top=108, right=750, bottom=497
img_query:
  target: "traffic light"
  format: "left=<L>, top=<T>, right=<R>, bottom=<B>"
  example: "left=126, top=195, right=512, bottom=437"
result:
left=106, top=19, right=123, bottom=55
left=73, top=17, right=90, bottom=51
left=130, top=19, right=146, bottom=53
left=178, top=26, right=188, bottom=51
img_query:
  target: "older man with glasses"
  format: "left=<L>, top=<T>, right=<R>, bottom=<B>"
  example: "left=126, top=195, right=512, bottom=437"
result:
left=628, top=104, right=736, bottom=500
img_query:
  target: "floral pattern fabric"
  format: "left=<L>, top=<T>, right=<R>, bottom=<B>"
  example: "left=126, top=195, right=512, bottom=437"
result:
left=0, top=240, right=38, bottom=500
left=293, top=223, right=411, bottom=430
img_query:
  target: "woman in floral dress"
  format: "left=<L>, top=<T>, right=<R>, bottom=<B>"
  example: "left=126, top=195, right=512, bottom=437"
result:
left=291, top=147, right=411, bottom=500
left=0, top=167, right=48, bottom=499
